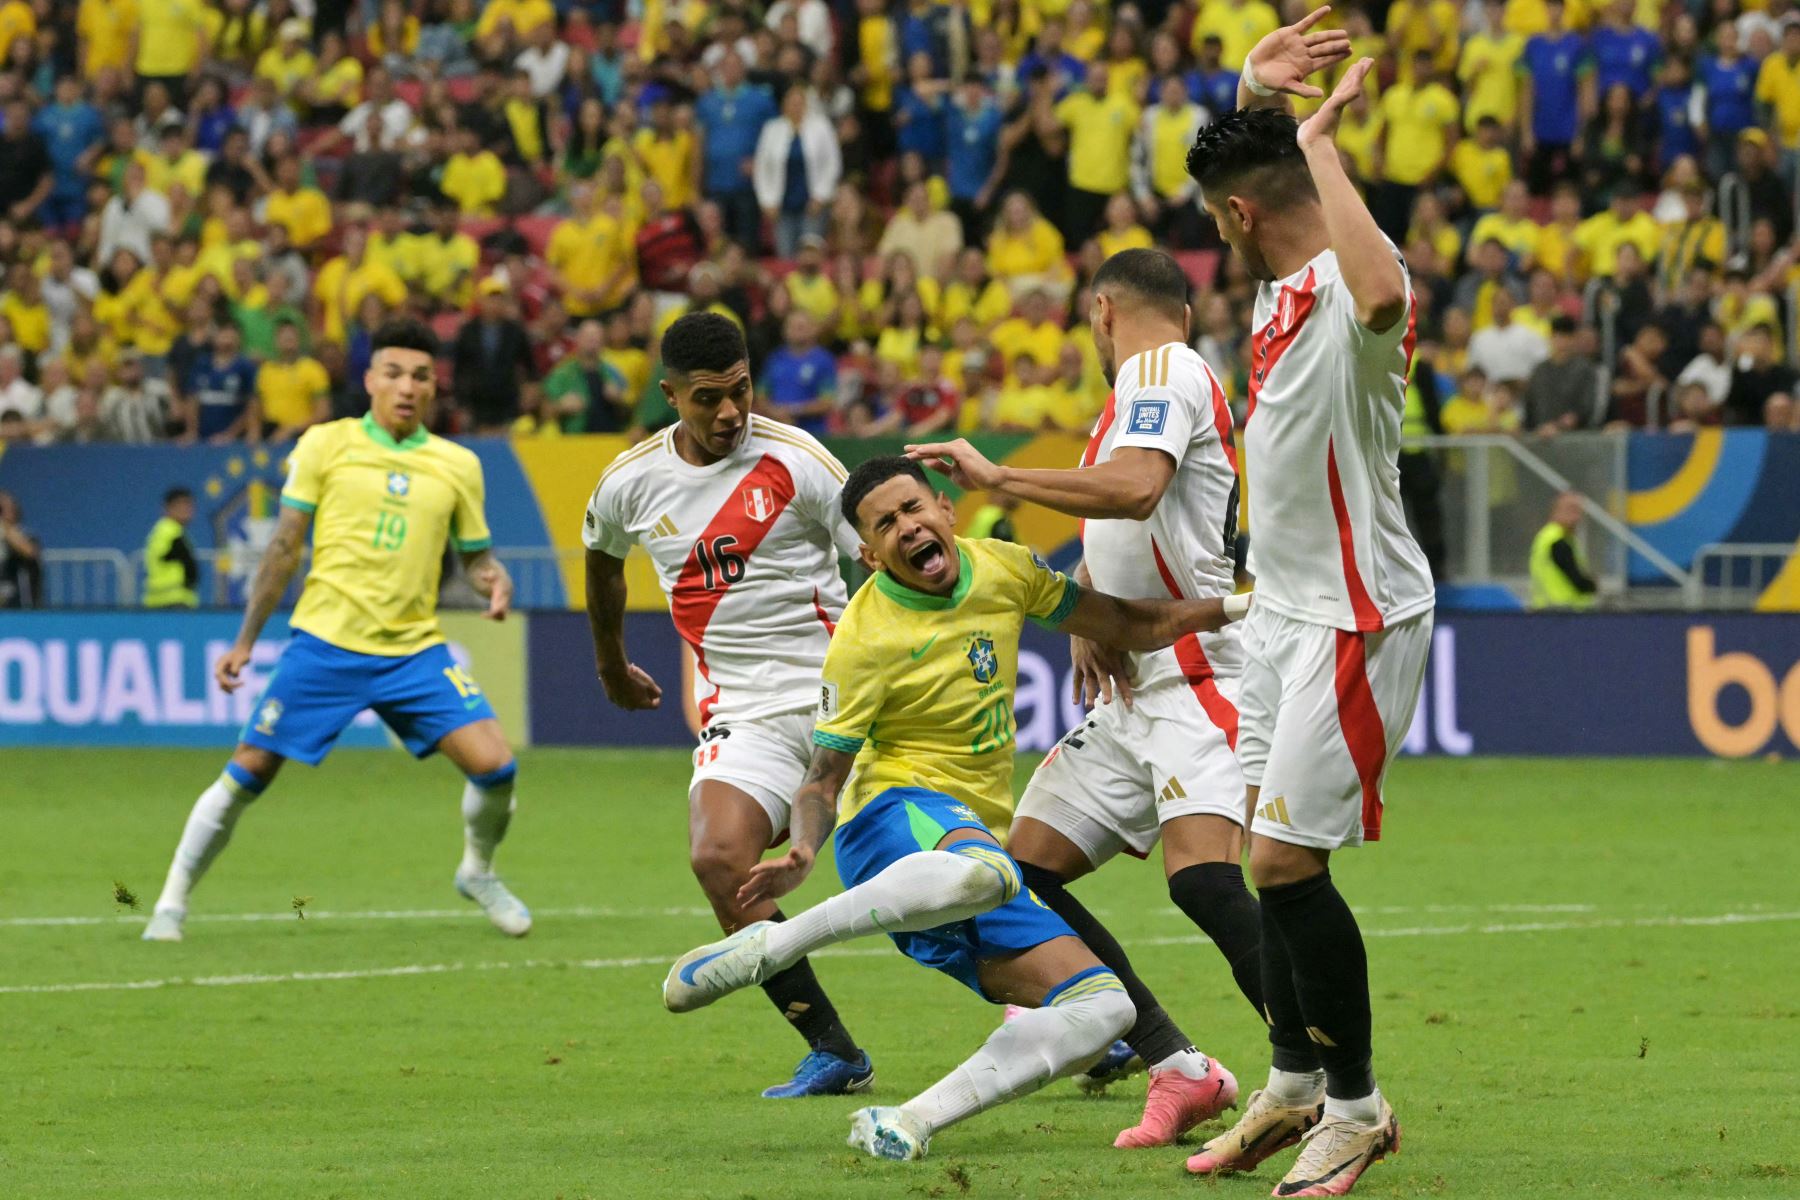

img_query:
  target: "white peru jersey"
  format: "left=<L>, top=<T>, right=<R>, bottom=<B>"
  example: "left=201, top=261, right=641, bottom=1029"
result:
left=583, top=415, right=859, bottom=725
left=1245, top=247, right=1435, bottom=633
left=1079, top=341, right=1244, bottom=689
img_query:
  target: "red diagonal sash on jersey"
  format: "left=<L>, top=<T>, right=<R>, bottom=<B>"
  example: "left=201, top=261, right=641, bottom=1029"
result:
left=1076, top=391, right=1118, bottom=543
left=671, top=454, right=796, bottom=725
left=1150, top=537, right=1239, bottom=749
left=1325, top=437, right=1384, bottom=633
left=1245, top=268, right=1317, bottom=423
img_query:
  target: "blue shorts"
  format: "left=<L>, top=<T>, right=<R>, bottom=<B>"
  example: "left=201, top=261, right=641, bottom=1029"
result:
left=833, top=786, right=1076, bottom=997
left=241, top=632, right=496, bottom=766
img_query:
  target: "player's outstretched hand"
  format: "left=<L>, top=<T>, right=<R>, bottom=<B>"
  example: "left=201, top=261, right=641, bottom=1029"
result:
left=469, top=557, right=512, bottom=621
left=600, top=662, right=663, bottom=710
left=214, top=643, right=253, bottom=694
left=905, top=438, right=1003, bottom=492
left=1297, top=57, right=1374, bottom=149
left=738, top=846, right=815, bottom=906
left=1245, top=7, right=1353, bottom=100
left=1071, top=635, right=1134, bottom=709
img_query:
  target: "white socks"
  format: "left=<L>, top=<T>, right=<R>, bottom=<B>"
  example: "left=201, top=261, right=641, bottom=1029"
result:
left=153, top=767, right=263, bottom=914
left=1151, top=1047, right=1213, bottom=1078
left=1267, top=1066, right=1328, bottom=1104
left=459, top=766, right=517, bottom=877
left=903, top=971, right=1135, bottom=1135
left=763, top=846, right=1020, bottom=971
left=1324, top=1088, right=1384, bottom=1125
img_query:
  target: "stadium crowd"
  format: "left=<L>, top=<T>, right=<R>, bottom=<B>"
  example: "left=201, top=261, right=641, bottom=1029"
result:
left=1, top=0, right=1799, bottom=454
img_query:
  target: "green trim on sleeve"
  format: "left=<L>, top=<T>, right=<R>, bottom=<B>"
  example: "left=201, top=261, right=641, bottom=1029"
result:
left=279, top=495, right=317, bottom=513
left=1032, top=578, right=1082, bottom=629
left=452, top=537, right=493, bottom=553
left=812, top=729, right=865, bottom=753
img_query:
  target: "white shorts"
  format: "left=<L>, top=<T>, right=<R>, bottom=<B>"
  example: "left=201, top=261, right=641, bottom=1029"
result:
left=1015, top=674, right=1246, bottom=868
left=1236, top=606, right=1432, bottom=851
left=688, top=710, right=815, bottom=845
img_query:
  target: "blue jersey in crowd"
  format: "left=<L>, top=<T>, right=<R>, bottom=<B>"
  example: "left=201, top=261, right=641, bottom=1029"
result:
left=1591, top=25, right=1660, bottom=97
left=1186, top=68, right=1238, bottom=117
left=695, top=84, right=777, bottom=195
left=1655, top=82, right=1699, bottom=162
left=896, top=87, right=948, bottom=165
left=1699, top=55, right=1758, bottom=136
left=30, top=101, right=104, bottom=194
left=760, top=346, right=837, bottom=436
left=946, top=101, right=1003, bottom=200
left=1523, top=32, right=1588, bottom=144
left=187, top=355, right=259, bottom=440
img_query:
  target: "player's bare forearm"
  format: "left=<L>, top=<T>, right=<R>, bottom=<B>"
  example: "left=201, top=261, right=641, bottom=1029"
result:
left=788, top=746, right=854, bottom=861
left=460, top=548, right=512, bottom=620
left=1060, top=588, right=1235, bottom=651
left=584, top=548, right=630, bottom=673
left=908, top=440, right=1172, bottom=520
left=233, top=504, right=310, bottom=650
left=1302, top=137, right=1406, bottom=330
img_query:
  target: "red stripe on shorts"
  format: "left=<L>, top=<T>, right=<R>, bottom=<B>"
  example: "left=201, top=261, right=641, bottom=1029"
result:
left=1333, top=629, right=1387, bottom=841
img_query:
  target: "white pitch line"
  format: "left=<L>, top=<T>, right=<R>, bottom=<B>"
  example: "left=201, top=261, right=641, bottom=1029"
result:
left=2, top=911, right=1794, bottom=998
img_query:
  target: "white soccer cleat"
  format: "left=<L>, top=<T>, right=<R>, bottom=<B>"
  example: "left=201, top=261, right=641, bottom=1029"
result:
left=454, top=869, right=532, bottom=937
left=848, top=1106, right=931, bottom=1161
left=661, top=920, right=776, bottom=1013
left=141, top=909, right=185, bottom=942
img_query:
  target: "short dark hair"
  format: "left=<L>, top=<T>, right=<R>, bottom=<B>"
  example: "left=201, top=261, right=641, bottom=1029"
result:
left=371, top=317, right=440, bottom=358
left=1550, top=315, right=1578, bottom=335
left=1186, top=107, right=1318, bottom=210
left=840, top=455, right=929, bottom=532
left=662, top=312, right=748, bottom=377
left=1092, top=248, right=1189, bottom=323
left=164, top=486, right=193, bottom=506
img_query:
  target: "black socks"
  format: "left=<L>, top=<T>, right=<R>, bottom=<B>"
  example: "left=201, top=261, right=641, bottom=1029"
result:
left=759, top=910, right=860, bottom=1061
left=1167, top=861, right=1265, bottom=1015
left=1258, top=871, right=1374, bottom=1098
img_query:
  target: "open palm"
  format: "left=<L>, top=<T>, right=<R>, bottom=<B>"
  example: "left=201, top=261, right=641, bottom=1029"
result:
left=1246, top=7, right=1353, bottom=99
left=1297, top=57, right=1374, bottom=150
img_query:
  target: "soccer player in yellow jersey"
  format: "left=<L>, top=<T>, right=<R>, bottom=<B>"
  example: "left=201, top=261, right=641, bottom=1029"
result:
left=663, top=456, right=1246, bottom=1161
left=143, top=320, right=529, bottom=943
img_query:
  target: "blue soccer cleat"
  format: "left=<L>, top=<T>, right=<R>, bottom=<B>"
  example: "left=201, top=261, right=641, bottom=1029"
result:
left=1073, top=1039, right=1144, bottom=1094
left=761, top=1049, right=876, bottom=1099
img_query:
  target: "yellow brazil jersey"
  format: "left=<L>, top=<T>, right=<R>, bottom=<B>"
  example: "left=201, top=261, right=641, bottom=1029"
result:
left=0, top=0, right=36, bottom=68
left=1469, top=212, right=1542, bottom=263
left=1149, top=106, right=1201, bottom=199
left=1055, top=92, right=1141, bottom=194
left=987, top=218, right=1066, bottom=281
left=313, top=256, right=408, bottom=344
left=1336, top=106, right=1383, bottom=181
left=442, top=151, right=507, bottom=216
left=281, top=415, right=492, bottom=657
left=1191, top=0, right=1280, bottom=70
left=0, top=294, right=49, bottom=353
left=254, top=46, right=316, bottom=96
left=264, top=187, right=333, bottom=249
left=547, top=212, right=628, bottom=317
left=991, top=317, right=1065, bottom=373
left=785, top=271, right=839, bottom=324
left=78, top=0, right=138, bottom=80
left=858, top=16, right=896, bottom=111
left=812, top=538, right=1080, bottom=834
left=1097, top=225, right=1154, bottom=259
left=1756, top=53, right=1800, bottom=148
left=1458, top=31, right=1525, bottom=130
left=1388, top=0, right=1459, bottom=79
left=1380, top=83, right=1460, bottom=185
left=135, top=0, right=209, bottom=75
left=1573, top=210, right=1661, bottom=278
left=940, top=278, right=1013, bottom=330
left=1451, top=141, right=1513, bottom=210
left=632, top=128, right=697, bottom=209
left=257, top=356, right=330, bottom=428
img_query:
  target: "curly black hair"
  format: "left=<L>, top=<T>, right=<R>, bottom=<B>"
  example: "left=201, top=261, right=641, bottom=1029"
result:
left=1185, top=106, right=1318, bottom=211
left=371, top=317, right=440, bottom=359
left=662, top=312, right=749, bottom=377
left=840, top=455, right=930, bottom=532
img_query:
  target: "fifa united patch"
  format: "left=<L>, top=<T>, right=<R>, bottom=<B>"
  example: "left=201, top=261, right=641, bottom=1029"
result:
left=1127, top=399, right=1168, bottom=435
left=966, top=637, right=998, bottom=683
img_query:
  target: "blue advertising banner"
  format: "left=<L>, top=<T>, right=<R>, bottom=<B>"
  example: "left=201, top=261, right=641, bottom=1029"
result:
left=526, top=611, right=1800, bottom=760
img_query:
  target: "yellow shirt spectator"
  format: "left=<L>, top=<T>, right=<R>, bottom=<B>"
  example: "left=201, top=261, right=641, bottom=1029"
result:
left=1108, top=58, right=1148, bottom=103
left=78, top=0, right=138, bottom=80
left=992, top=381, right=1057, bottom=430
left=1756, top=51, right=1800, bottom=149
left=1717, top=292, right=1784, bottom=359
left=367, top=14, right=419, bottom=57
left=0, top=0, right=36, bottom=69
left=313, top=55, right=365, bottom=109
left=313, top=255, right=408, bottom=345
left=1190, top=0, right=1280, bottom=70
left=603, top=345, right=652, bottom=405
left=475, top=0, right=555, bottom=40
left=1387, top=1, right=1460, bottom=79
left=135, top=0, right=211, bottom=76
left=1411, top=220, right=1463, bottom=268
left=1504, top=0, right=1591, bottom=36
left=1573, top=209, right=1661, bottom=277
left=256, top=355, right=331, bottom=429
left=1055, top=91, right=1141, bottom=194
left=0, top=293, right=49, bottom=353
left=633, top=128, right=698, bottom=209
left=785, top=271, right=840, bottom=325
left=1097, top=224, right=1155, bottom=259
left=264, top=186, right=333, bottom=249
left=505, top=98, right=544, bottom=163
left=1451, top=140, right=1513, bottom=210
left=1380, top=82, right=1461, bottom=185
left=858, top=15, right=897, bottom=111
left=990, top=317, right=1065, bottom=374
left=441, top=150, right=507, bottom=216
left=987, top=217, right=1067, bottom=283
left=159, top=260, right=209, bottom=310
left=198, top=239, right=261, bottom=292
left=1469, top=213, right=1543, bottom=263
left=1458, top=30, right=1526, bottom=129
left=547, top=212, right=632, bottom=316
left=97, top=269, right=178, bottom=354
left=1337, top=105, right=1383, bottom=181
left=410, top=232, right=482, bottom=306
left=255, top=45, right=316, bottom=97
left=1047, top=378, right=1104, bottom=432
left=1147, top=104, right=1205, bottom=199
left=145, top=149, right=209, bottom=199
left=875, top=326, right=924, bottom=375
left=1533, top=220, right=1584, bottom=279
left=940, top=279, right=1013, bottom=330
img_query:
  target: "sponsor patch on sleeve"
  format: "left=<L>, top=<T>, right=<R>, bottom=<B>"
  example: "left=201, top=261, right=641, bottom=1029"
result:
left=1127, top=399, right=1169, bottom=436
left=817, top=681, right=839, bottom=721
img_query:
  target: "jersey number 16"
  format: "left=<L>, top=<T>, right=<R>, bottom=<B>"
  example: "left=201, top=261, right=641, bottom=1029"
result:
left=694, top=535, right=746, bottom=590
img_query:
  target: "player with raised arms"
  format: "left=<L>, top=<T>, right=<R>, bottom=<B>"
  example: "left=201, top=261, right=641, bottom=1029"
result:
left=582, top=312, right=873, bottom=1100
left=143, top=318, right=529, bottom=942
left=661, top=456, right=1250, bottom=1161
left=906, top=246, right=1271, bottom=1150
left=1178, top=11, right=1434, bottom=1194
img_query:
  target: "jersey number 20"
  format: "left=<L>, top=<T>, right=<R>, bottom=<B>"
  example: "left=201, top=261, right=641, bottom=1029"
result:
left=694, top=535, right=746, bottom=590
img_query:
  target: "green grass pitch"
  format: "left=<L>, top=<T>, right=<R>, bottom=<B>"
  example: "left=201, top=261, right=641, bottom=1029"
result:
left=2, top=749, right=1796, bottom=1199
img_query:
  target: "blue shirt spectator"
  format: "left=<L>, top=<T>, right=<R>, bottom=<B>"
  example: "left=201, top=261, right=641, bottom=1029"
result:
left=1699, top=51, right=1757, bottom=138
left=895, top=84, right=949, bottom=167
left=761, top=319, right=838, bottom=436
left=1185, top=67, right=1238, bottom=118
left=696, top=67, right=778, bottom=197
left=899, top=4, right=968, bottom=80
left=187, top=333, right=260, bottom=441
left=30, top=85, right=103, bottom=203
left=1523, top=31, right=1588, bottom=145
left=1654, top=73, right=1698, bottom=164
left=1592, top=22, right=1659, bottom=97
left=946, top=89, right=1003, bottom=202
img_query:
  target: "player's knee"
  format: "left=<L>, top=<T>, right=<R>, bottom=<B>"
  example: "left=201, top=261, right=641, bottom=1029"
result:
left=1048, top=970, right=1135, bottom=1047
left=1090, top=985, right=1136, bottom=1043
left=227, top=748, right=281, bottom=792
left=466, top=759, right=517, bottom=792
left=688, top=842, right=753, bottom=900
left=942, top=843, right=1023, bottom=907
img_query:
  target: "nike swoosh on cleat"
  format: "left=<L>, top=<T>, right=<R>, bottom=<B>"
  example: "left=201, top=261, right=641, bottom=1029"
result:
left=1275, top=1157, right=1362, bottom=1196
left=909, top=635, right=938, bottom=660
left=678, top=947, right=730, bottom=987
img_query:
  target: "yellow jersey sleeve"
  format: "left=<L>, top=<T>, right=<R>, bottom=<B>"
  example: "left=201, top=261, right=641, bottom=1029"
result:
left=970, top=538, right=1081, bottom=627
left=812, top=618, right=885, bottom=754
left=448, top=451, right=492, bottom=552
left=281, top=424, right=331, bottom=512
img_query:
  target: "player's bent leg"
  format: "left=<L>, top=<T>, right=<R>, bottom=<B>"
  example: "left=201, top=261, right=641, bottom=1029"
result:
left=436, top=720, right=530, bottom=937
left=851, top=938, right=1135, bottom=1161
left=144, top=747, right=285, bottom=942
left=1164, top=812, right=1266, bottom=1016
left=688, top=779, right=869, bottom=1097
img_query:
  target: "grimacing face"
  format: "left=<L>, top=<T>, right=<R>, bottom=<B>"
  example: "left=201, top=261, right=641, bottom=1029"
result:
left=854, top=475, right=960, bottom=595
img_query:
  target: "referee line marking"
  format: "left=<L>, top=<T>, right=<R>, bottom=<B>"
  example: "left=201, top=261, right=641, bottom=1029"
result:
left=2, top=910, right=1794, bottom=997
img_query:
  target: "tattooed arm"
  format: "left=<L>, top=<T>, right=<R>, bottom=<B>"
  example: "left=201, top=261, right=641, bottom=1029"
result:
left=736, top=746, right=856, bottom=906
left=214, top=502, right=311, bottom=693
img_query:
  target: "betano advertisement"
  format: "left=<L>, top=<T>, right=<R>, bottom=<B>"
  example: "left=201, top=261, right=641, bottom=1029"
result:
left=4, top=610, right=1794, bottom=759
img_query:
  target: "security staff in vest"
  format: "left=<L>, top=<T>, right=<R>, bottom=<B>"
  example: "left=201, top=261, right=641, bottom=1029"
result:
left=1530, top=491, right=1598, bottom=610
left=144, top=487, right=199, bottom=608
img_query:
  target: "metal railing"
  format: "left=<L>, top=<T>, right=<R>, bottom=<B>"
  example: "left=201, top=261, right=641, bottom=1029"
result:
left=1685, top=542, right=1795, bottom=609
left=40, top=549, right=135, bottom=607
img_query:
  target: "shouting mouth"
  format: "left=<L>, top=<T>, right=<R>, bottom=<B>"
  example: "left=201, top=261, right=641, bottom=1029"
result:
left=906, top=537, right=949, bottom=583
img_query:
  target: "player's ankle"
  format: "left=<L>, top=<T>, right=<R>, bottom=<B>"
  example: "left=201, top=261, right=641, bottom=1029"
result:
left=1323, top=1087, right=1383, bottom=1125
left=1266, top=1066, right=1325, bottom=1103
left=1150, top=1046, right=1211, bottom=1078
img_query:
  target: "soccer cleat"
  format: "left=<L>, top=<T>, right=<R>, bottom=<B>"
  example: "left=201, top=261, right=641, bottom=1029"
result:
left=761, top=1049, right=875, bottom=1099
left=662, top=920, right=776, bottom=1012
left=847, top=1106, right=931, bottom=1161
left=141, top=909, right=185, bottom=942
left=454, top=869, right=532, bottom=937
left=1271, top=1100, right=1400, bottom=1197
left=1072, top=1039, right=1143, bottom=1094
left=1113, top=1056, right=1239, bottom=1148
left=1185, top=1087, right=1325, bottom=1175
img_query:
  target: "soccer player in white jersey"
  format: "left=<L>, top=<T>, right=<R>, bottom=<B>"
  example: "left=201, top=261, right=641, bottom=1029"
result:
left=582, top=313, right=872, bottom=1099
left=1177, top=13, right=1432, bottom=1196
left=907, top=249, right=1263, bottom=1150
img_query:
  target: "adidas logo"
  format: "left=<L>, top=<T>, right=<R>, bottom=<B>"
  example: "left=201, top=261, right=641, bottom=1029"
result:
left=652, top=514, right=680, bottom=538
left=1257, top=796, right=1292, bottom=825
left=1158, top=777, right=1187, bottom=803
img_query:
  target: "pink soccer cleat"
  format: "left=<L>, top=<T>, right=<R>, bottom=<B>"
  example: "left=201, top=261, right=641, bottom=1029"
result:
left=1113, top=1056, right=1238, bottom=1148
